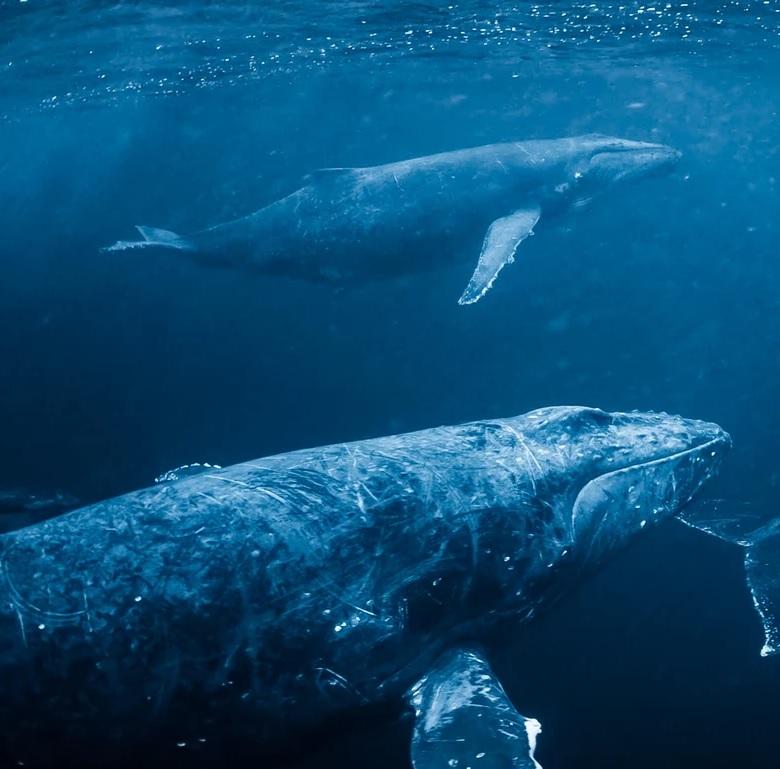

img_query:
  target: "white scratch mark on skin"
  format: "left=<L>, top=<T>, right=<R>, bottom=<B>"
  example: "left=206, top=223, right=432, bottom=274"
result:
left=83, top=587, right=93, bottom=633
left=207, top=476, right=250, bottom=487
left=358, top=479, right=378, bottom=501
left=343, top=445, right=380, bottom=508
left=254, top=487, right=287, bottom=505
left=314, top=667, right=367, bottom=701
left=195, top=491, right=226, bottom=507
left=2, top=550, right=86, bottom=625
left=318, top=580, right=378, bottom=617
left=501, top=423, right=542, bottom=492
left=13, top=606, right=27, bottom=647
left=242, top=463, right=274, bottom=471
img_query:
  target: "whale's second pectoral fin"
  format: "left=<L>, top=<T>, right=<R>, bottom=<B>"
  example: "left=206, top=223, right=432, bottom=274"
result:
left=679, top=500, right=780, bottom=657
left=407, top=647, right=542, bottom=769
left=458, top=207, right=541, bottom=306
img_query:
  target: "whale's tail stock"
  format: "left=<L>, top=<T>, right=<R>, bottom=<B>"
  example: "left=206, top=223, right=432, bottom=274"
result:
left=680, top=499, right=780, bottom=657
left=100, top=226, right=196, bottom=254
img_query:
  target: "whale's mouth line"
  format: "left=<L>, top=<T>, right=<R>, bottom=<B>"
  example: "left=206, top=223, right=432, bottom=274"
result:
left=570, top=431, right=732, bottom=547
left=579, top=431, right=731, bottom=499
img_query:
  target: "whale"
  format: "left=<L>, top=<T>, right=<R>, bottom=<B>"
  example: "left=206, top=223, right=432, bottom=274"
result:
left=102, top=135, right=681, bottom=304
left=0, top=486, right=81, bottom=535
left=2, top=405, right=771, bottom=769
left=0, top=486, right=80, bottom=516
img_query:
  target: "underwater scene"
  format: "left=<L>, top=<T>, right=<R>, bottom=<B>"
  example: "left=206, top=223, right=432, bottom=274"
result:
left=1, top=0, right=780, bottom=767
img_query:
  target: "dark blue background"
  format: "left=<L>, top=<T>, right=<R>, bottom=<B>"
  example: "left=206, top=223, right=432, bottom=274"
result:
left=1, top=2, right=779, bottom=766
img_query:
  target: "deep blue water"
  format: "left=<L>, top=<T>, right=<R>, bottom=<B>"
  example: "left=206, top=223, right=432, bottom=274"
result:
left=1, top=0, right=780, bottom=767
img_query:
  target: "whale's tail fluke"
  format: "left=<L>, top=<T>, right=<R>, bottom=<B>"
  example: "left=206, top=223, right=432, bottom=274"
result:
left=679, top=500, right=780, bottom=657
left=100, top=226, right=197, bottom=254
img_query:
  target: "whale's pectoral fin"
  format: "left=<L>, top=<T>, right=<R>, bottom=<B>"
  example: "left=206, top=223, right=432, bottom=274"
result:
left=458, top=207, right=541, bottom=306
left=407, top=647, right=542, bottom=769
left=679, top=500, right=780, bottom=657
left=100, top=226, right=196, bottom=254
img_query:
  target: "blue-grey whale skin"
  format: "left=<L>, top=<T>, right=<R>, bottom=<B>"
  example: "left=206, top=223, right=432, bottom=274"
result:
left=103, top=135, right=682, bottom=304
left=0, top=407, right=728, bottom=767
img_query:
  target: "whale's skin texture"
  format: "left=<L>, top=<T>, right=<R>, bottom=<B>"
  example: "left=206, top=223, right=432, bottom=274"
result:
left=0, top=406, right=728, bottom=767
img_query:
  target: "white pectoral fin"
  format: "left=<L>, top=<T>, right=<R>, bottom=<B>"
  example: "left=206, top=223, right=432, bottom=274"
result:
left=407, top=647, right=543, bottom=769
left=458, top=207, right=541, bottom=306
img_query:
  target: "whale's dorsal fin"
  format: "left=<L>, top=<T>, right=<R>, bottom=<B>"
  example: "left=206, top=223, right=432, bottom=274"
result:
left=458, top=207, right=541, bottom=306
left=304, top=167, right=357, bottom=184
left=136, top=226, right=181, bottom=243
left=407, top=647, right=543, bottom=769
left=154, top=462, right=223, bottom=484
left=100, top=226, right=196, bottom=254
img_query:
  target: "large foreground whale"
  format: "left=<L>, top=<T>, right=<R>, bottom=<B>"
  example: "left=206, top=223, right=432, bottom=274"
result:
left=103, top=135, right=681, bottom=304
left=2, top=406, right=773, bottom=769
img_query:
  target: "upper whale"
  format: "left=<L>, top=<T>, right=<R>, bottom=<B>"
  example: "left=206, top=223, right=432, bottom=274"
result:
left=103, top=134, right=682, bottom=304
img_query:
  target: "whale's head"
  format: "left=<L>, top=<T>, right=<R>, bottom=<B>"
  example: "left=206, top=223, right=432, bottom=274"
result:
left=506, top=406, right=730, bottom=566
left=547, top=134, right=682, bottom=208
left=573, top=134, right=682, bottom=188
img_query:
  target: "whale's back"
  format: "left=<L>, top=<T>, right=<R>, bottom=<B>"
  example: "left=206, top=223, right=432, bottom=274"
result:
left=184, top=143, right=554, bottom=280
